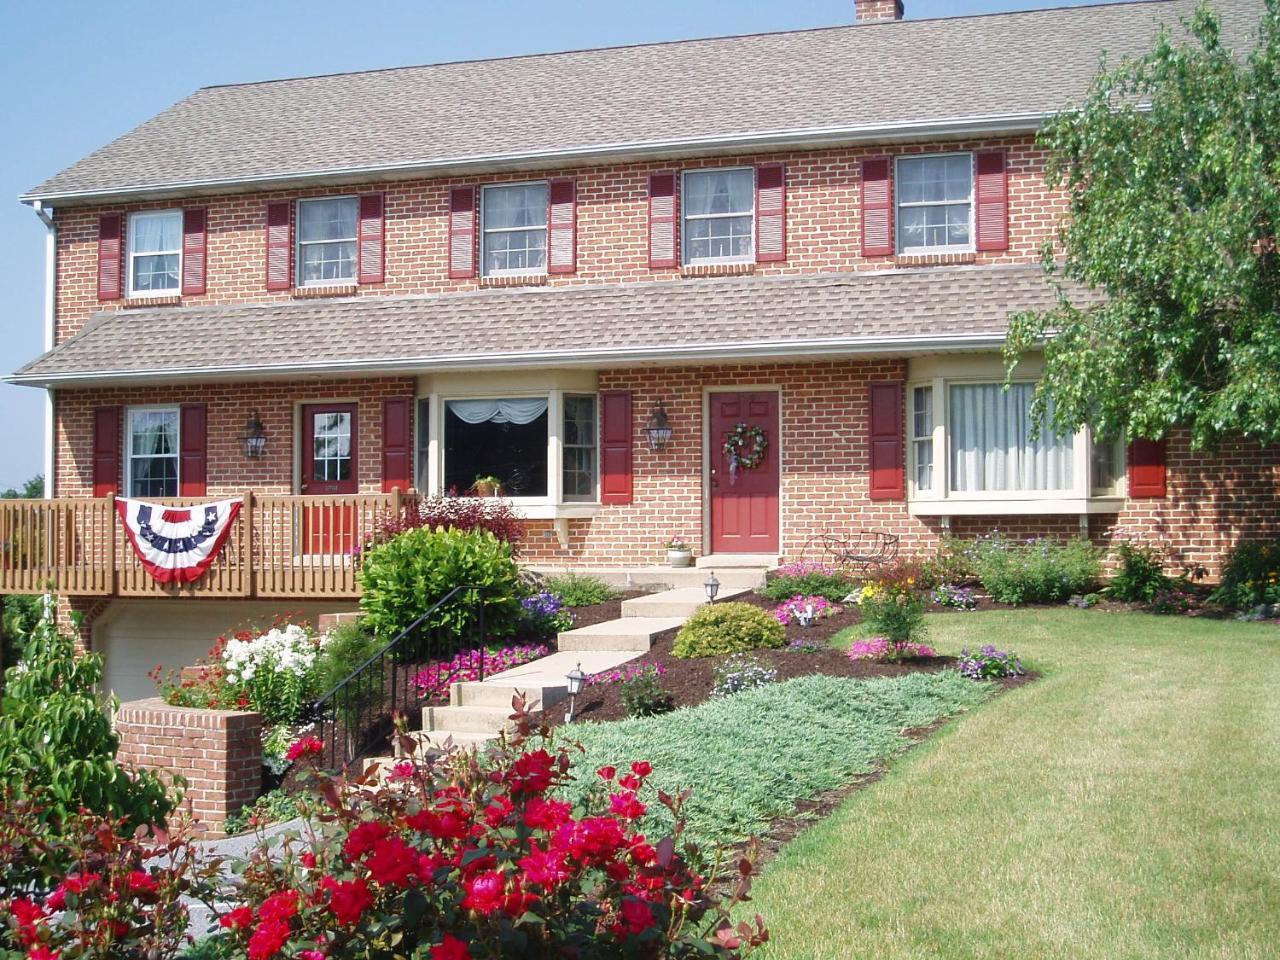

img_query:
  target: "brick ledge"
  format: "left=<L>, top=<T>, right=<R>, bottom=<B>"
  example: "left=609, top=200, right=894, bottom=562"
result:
left=680, top=262, right=756, bottom=278
left=292, top=284, right=358, bottom=299
left=479, top=274, right=548, bottom=289
left=123, top=295, right=182, bottom=308
left=894, top=253, right=977, bottom=268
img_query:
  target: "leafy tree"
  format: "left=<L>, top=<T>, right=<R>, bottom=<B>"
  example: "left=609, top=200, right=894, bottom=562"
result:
left=1006, top=0, right=1280, bottom=448
left=0, top=604, right=176, bottom=834
left=0, top=474, right=44, bottom=499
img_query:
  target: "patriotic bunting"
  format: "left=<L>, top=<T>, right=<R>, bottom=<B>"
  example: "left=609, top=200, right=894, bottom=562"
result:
left=115, top=497, right=242, bottom=584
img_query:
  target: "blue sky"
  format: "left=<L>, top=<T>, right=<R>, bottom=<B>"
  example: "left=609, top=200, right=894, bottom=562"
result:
left=0, top=0, right=1130, bottom=489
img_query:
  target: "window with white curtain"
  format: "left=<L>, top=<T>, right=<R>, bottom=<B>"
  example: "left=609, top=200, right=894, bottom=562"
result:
left=481, top=183, right=548, bottom=276
left=682, top=168, right=755, bottom=264
left=562, top=395, right=598, bottom=502
left=444, top=398, right=549, bottom=497
left=127, top=408, right=180, bottom=497
left=912, top=385, right=934, bottom=492
left=896, top=154, right=974, bottom=254
left=297, top=197, right=358, bottom=285
left=948, top=383, right=1073, bottom=492
left=127, top=211, right=182, bottom=295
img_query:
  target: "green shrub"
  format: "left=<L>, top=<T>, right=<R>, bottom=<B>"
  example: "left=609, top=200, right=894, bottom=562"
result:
left=0, top=608, right=175, bottom=837
left=541, top=572, right=619, bottom=607
left=1106, top=541, right=1170, bottom=602
left=358, top=526, right=523, bottom=645
left=969, top=534, right=1102, bottom=604
left=1, top=594, right=42, bottom=676
left=759, top=562, right=855, bottom=603
left=672, top=602, right=786, bottom=658
left=859, top=586, right=927, bottom=643
left=919, top=537, right=977, bottom=588
left=1209, top=538, right=1280, bottom=610
left=222, top=788, right=304, bottom=835
left=619, top=664, right=674, bottom=717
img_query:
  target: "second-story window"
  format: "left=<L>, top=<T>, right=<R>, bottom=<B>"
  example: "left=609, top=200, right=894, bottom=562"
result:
left=896, top=153, right=974, bottom=254
left=297, top=197, right=358, bottom=285
left=127, top=407, right=180, bottom=497
left=127, top=210, right=182, bottom=295
left=682, top=168, right=754, bottom=265
left=481, top=183, right=548, bottom=276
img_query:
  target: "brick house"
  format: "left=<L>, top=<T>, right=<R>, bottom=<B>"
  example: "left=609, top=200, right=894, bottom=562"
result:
left=5, top=0, right=1275, bottom=698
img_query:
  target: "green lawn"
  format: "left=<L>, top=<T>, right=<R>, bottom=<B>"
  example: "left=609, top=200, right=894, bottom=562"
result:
left=747, top=609, right=1280, bottom=960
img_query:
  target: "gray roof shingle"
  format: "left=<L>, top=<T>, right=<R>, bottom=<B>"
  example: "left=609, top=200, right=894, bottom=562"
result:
left=25, top=0, right=1265, bottom=203
left=9, top=265, right=1099, bottom=385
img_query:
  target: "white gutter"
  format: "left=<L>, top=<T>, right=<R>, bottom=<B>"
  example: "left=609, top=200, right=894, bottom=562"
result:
left=32, top=201, right=55, bottom=500
left=19, top=112, right=1047, bottom=207
left=5, top=331, right=1010, bottom=389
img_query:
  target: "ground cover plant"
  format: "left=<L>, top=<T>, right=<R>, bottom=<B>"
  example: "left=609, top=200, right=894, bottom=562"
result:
left=673, top=603, right=786, bottom=658
left=747, top=608, right=1280, bottom=959
left=618, top=664, right=674, bottom=717
left=955, top=644, right=1025, bottom=680
left=559, top=673, right=991, bottom=850
left=542, top=572, right=619, bottom=607
left=711, top=654, right=778, bottom=698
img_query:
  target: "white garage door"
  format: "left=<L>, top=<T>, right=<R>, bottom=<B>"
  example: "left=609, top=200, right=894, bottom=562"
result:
left=95, top=600, right=356, bottom=704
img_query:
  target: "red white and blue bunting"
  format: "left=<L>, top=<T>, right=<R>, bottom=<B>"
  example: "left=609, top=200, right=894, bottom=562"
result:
left=115, top=497, right=242, bottom=584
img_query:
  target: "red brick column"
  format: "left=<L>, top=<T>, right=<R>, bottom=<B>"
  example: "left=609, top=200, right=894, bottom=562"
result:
left=115, top=698, right=261, bottom=838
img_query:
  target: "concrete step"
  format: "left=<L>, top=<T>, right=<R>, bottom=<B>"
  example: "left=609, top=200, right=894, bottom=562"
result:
left=557, top=617, right=685, bottom=652
left=423, top=704, right=513, bottom=734
left=527, top=565, right=769, bottom=590
left=696, top=553, right=779, bottom=569
left=620, top=585, right=748, bottom=618
left=394, top=729, right=493, bottom=757
left=452, top=680, right=568, bottom=711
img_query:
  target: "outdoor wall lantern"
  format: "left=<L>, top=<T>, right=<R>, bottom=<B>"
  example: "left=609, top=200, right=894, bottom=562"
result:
left=565, top=662, right=587, bottom=723
left=643, top=400, right=674, bottom=452
left=241, top=411, right=268, bottom=459
left=704, top=572, right=720, bottom=604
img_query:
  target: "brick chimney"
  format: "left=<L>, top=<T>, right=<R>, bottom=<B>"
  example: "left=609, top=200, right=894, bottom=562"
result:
left=855, top=0, right=904, bottom=21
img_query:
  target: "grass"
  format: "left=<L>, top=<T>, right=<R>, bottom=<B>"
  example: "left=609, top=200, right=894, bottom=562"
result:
left=555, top=672, right=991, bottom=850
left=746, top=608, right=1280, bottom=960
left=541, top=572, right=619, bottom=607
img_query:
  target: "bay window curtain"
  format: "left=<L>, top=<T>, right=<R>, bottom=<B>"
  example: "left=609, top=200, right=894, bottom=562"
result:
left=446, top=398, right=548, bottom=425
left=949, top=383, right=1073, bottom=492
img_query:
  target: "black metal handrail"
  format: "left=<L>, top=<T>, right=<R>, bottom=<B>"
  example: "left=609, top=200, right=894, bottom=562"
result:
left=309, top=584, right=490, bottom=771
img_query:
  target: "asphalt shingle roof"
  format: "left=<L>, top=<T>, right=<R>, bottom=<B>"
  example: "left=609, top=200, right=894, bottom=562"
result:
left=10, top=265, right=1099, bottom=385
left=25, top=0, right=1265, bottom=202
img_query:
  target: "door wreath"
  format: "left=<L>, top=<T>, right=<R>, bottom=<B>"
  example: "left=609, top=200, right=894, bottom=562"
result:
left=723, top=422, right=768, bottom=482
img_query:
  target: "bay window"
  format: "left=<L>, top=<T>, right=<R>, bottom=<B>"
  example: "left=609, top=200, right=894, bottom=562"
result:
left=481, top=182, right=548, bottom=276
left=297, top=197, right=358, bottom=285
left=562, top=395, right=598, bottom=502
left=948, top=383, right=1073, bottom=493
left=127, top=407, right=179, bottom=497
left=896, top=153, right=974, bottom=254
left=444, top=398, right=549, bottom=497
left=127, top=210, right=182, bottom=295
left=682, top=168, right=754, bottom=264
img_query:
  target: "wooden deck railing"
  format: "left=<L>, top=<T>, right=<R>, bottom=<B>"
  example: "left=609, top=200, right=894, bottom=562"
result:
left=0, top=492, right=410, bottom=599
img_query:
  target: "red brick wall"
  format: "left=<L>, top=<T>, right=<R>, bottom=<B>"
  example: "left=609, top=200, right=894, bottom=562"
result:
left=52, top=135, right=1056, bottom=343
left=114, top=698, right=261, bottom=838
left=55, top=377, right=414, bottom=498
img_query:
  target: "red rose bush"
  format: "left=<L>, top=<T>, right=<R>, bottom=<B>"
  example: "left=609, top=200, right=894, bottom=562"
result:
left=217, top=699, right=767, bottom=959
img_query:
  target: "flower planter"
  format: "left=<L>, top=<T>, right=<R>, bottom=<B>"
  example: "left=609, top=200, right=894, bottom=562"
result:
left=667, top=548, right=693, bottom=568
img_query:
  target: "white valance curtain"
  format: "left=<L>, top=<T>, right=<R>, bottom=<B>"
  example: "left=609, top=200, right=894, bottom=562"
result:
left=130, top=211, right=181, bottom=254
left=446, top=398, right=548, bottom=425
left=949, top=383, right=1073, bottom=492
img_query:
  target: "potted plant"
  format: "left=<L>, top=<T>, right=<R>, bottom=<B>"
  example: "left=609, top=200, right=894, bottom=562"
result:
left=469, top=475, right=504, bottom=497
left=667, top=536, right=693, bottom=568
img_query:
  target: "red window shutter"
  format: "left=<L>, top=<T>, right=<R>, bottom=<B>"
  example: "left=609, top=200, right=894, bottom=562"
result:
left=179, top=404, right=208, bottom=497
left=648, top=173, right=679, bottom=269
left=975, top=150, right=1009, bottom=252
left=547, top=178, right=577, bottom=274
left=97, top=213, right=123, bottom=300
left=868, top=381, right=904, bottom=501
left=357, top=193, right=386, bottom=284
left=265, top=201, right=293, bottom=290
left=1127, top=438, right=1167, bottom=498
left=861, top=157, right=894, bottom=258
left=599, top=390, right=634, bottom=505
left=448, top=186, right=477, bottom=279
left=92, top=406, right=122, bottom=497
left=755, top=163, right=786, bottom=262
left=181, top=208, right=208, bottom=296
left=381, top=397, right=413, bottom=493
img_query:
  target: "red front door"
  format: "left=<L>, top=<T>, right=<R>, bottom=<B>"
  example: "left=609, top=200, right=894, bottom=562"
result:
left=710, top=391, right=780, bottom=554
left=301, top=404, right=359, bottom=555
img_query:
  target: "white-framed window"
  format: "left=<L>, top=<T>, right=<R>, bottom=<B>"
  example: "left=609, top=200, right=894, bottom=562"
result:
left=912, top=385, right=934, bottom=492
left=682, top=167, right=755, bottom=265
left=126, top=407, right=180, bottom=498
left=948, top=382, right=1073, bottom=493
left=481, top=182, right=548, bottom=277
left=1091, top=433, right=1126, bottom=496
left=444, top=397, right=550, bottom=497
left=127, top=210, right=182, bottom=295
left=562, top=394, right=598, bottom=503
left=296, top=197, right=358, bottom=285
left=896, top=153, right=974, bottom=255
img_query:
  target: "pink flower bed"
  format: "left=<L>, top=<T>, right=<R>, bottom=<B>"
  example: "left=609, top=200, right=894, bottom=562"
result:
left=411, top=644, right=549, bottom=699
left=586, top=662, right=667, bottom=686
left=772, top=594, right=842, bottom=625
left=847, top=636, right=936, bottom=661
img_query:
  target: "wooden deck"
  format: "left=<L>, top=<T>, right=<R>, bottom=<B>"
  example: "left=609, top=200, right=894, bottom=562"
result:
left=0, top=492, right=410, bottom=599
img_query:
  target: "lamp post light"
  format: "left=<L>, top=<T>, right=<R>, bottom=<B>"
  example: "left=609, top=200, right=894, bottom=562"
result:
left=704, top=572, right=720, bottom=605
left=565, top=662, right=587, bottom=723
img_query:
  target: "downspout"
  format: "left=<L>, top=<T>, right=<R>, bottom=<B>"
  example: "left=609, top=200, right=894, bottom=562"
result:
left=32, top=201, right=55, bottom=501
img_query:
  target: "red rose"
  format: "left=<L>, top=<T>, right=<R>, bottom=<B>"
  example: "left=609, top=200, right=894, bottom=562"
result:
left=523, top=797, right=571, bottom=832
left=247, top=918, right=290, bottom=960
left=365, top=836, right=419, bottom=888
left=322, top=876, right=373, bottom=926
left=609, top=791, right=647, bottom=821
left=617, top=774, right=641, bottom=792
left=430, top=934, right=470, bottom=960
left=258, top=890, right=300, bottom=923
left=300, top=852, right=317, bottom=869
left=27, top=946, right=59, bottom=960
left=618, top=897, right=657, bottom=936
left=596, top=765, right=617, bottom=781
left=506, top=749, right=556, bottom=795
left=126, top=870, right=159, bottom=895
left=63, top=872, right=101, bottom=896
left=517, top=845, right=572, bottom=889
left=482, top=795, right=514, bottom=828
left=219, top=906, right=255, bottom=931
left=630, top=761, right=653, bottom=778
left=285, top=735, right=324, bottom=763
left=343, top=821, right=392, bottom=859
left=461, top=871, right=506, bottom=915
